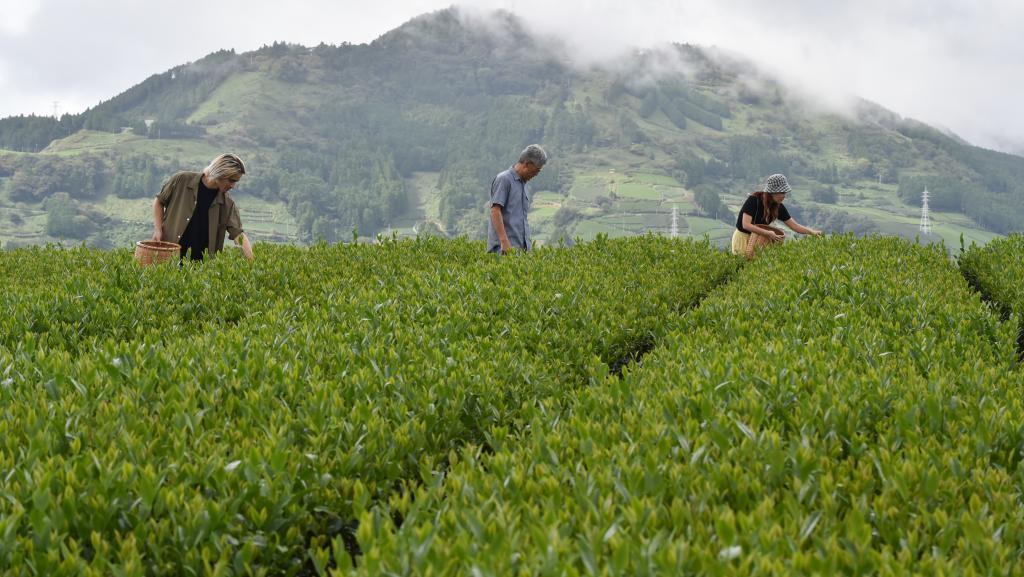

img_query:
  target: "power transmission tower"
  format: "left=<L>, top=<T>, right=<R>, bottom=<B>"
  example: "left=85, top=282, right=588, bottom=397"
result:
left=670, top=204, right=679, bottom=238
left=919, top=187, right=932, bottom=235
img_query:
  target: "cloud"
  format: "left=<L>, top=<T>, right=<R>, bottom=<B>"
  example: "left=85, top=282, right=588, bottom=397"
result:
left=0, top=0, right=41, bottom=36
left=487, top=0, right=1023, bottom=151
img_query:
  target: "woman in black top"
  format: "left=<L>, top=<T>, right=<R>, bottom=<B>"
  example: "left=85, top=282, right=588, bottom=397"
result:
left=731, top=173, right=821, bottom=257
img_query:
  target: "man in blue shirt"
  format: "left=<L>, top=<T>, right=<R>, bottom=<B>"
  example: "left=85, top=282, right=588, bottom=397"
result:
left=487, top=144, right=548, bottom=254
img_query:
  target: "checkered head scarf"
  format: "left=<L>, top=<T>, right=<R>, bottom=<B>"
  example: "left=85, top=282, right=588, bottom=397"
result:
left=763, top=174, right=792, bottom=194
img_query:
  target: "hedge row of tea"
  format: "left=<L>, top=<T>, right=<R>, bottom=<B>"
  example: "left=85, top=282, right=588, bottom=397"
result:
left=346, top=236, right=1024, bottom=575
left=960, top=233, right=1024, bottom=353
left=0, top=237, right=738, bottom=575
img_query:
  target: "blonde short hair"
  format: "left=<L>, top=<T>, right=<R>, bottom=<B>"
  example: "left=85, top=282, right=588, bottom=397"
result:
left=204, top=153, right=246, bottom=181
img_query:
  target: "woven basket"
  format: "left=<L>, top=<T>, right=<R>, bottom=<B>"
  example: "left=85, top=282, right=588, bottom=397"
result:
left=744, top=226, right=783, bottom=260
left=135, top=240, right=180, bottom=266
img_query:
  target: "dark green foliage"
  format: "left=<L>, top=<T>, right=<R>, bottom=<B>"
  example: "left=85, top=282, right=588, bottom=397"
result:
left=277, top=146, right=408, bottom=242
left=896, top=168, right=1024, bottom=235
left=80, top=108, right=125, bottom=133
left=792, top=203, right=878, bottom=235
left=43, top=192, right=93, bottom=239
left=673, top=151, right=726, bottom=187
left=269, top=53, right=309, bottom=83
left=144, top=120, right=205, bottom=140
left=675, top=98, right=723, bottom=130
left=726, top=136, right=791, bottom=181
left=693, top=185, right=721, bottom=215
left=9, top=155, right=107, bottom=202
left=659, top=93, right=688, bottom=129
left=544, top=105, right=595, bottom=153
left=897, top=176, right=965, bottom=212
left=0, top=114, right=81, bottom=152
left=111, top=154, right=171, bottom=199
left=812, top=185, right=837, bottom=204
left=603, top=79, right=627, bottom=103
left=654, top=81, right=725, bottom=130
left=814, top=162, right=840, bottom=184
left=845, top=125, right=916, bottom=169
left=685, top=88, right=732, bottom=118
left=639, top=91, right=658, bottom=118
left=527, top=158, right=568, bottom=195
left=552, top=205, right=580, bottom=228
left=617, top=112, right=646, bottom=144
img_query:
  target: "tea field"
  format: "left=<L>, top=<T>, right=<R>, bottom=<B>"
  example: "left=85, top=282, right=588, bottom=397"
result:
left=0, top=235, right=1022, bottom=575
left=960, top=234, right=1024, bottom=357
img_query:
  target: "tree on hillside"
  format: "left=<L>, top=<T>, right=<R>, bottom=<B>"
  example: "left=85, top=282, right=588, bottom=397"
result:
left=812, top=185, right=838, bottom=204
left=639, top=91, right=658, bottom=118
left=694, top=186, right=722, bottom=216
left=44, top=193, right=93, bottom=239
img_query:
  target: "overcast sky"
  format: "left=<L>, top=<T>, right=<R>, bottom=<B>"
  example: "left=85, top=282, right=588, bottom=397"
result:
left=1, top=0, right=1020, bottom=154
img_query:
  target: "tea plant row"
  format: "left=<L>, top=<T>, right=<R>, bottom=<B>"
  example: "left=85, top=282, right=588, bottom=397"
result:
left=345, top=236, right=1023, bottom=575
left=960, top=233, right=1024, bottom=354
left=0, top=237, right=737, bottom=575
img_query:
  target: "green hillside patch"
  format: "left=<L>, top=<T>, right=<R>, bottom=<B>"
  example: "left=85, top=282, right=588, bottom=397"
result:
left=569, top=172, right=614, bottom=201
left=653, top=185, right=689, bottom=203
left=397, top=171, right=442, bottom=232
left=190, top=71, right=333, bottom=144
left=633, top=172, right=685, bottom=187
left=42, top=130, right=223, bottom=164
left=529, top=205, right=559, bottom=220
left=616, top=181, right=662, bottom=200
left=42, top=130, right=144, bottom=155
left=189, top=72, right=269, bottom=126
left=531, top=191, right=563, bottom=205
left=231, top=194, right=302, bottom=243
left=573, top=219, right=628, bottom=239
left=687, top=214, right=735, bottom=243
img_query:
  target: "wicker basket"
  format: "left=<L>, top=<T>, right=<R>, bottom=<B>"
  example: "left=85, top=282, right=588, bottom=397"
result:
left=135, top=240, right=180, bottom=266
left=744, top=226, right=784, bottom=260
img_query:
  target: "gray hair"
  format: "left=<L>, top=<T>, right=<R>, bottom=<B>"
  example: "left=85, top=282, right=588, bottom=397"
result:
left=518, top=144, right=548, bottom=167
left=204, top=153, right=246, bottom=181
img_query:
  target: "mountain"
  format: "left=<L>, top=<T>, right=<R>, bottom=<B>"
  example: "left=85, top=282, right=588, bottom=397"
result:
left=0, top=8, right=1019, bottom=250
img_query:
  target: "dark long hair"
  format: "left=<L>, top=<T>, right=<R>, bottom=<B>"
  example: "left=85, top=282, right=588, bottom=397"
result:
left=752, top=191, right=781, bottom=224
